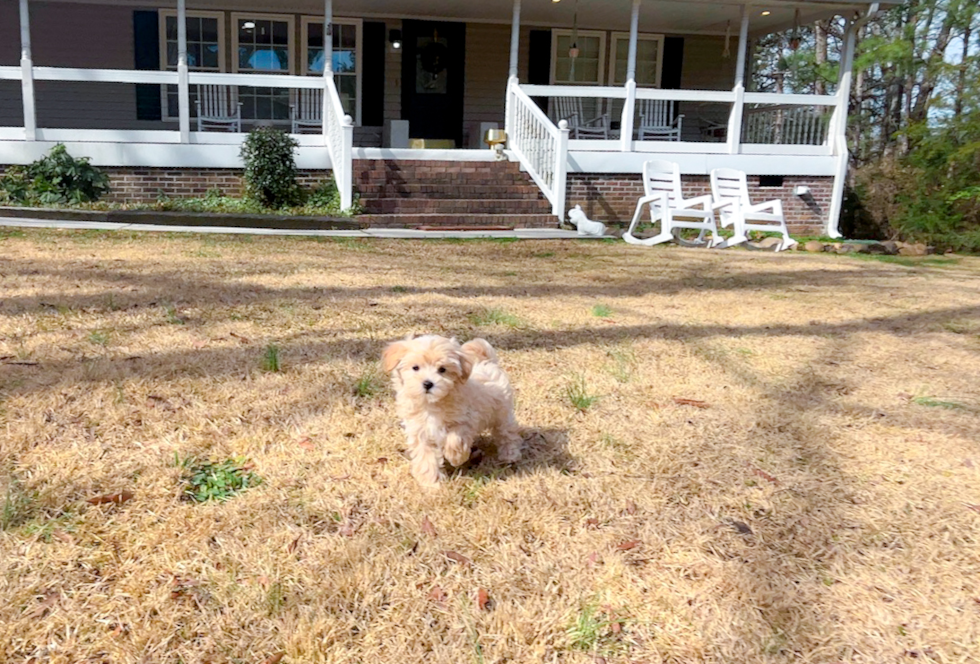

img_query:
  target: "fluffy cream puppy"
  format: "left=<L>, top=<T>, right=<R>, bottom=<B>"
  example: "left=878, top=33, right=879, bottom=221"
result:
left=382, top=335, right=522, bottom=487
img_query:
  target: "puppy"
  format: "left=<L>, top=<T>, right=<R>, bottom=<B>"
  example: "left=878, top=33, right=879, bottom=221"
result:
left=382, top=335, right=522, bottom=487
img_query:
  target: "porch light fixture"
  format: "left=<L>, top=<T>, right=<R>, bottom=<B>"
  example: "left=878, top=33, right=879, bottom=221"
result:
left=389, top=29, right=402, bottom=49
left=243, top=21, right=256, bottom=29
left=760, top=10, right=771, bottom=16
left=789, top=9, right=801, bottom=50
left=568, top=0, right=580, bottom=60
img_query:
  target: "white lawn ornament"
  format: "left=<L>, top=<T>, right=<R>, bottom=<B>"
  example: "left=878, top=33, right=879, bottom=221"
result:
left=568, top=205, right=606, bottom=237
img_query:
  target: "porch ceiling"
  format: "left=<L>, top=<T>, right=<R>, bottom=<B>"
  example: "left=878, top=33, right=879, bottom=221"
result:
left=48, top=0, right=882, bottom=36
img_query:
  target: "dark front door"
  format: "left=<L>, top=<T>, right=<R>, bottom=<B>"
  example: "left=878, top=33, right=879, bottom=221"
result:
left=401, top=20, right=465, bottom=146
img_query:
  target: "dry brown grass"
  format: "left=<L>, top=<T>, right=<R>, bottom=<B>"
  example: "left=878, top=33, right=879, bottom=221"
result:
left=2, top=229, right=980, bottom=664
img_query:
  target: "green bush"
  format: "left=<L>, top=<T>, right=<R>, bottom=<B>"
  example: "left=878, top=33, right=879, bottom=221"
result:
left=0, top=144, right=110, bottom=205
left=240, top=127, right=300, bottom=208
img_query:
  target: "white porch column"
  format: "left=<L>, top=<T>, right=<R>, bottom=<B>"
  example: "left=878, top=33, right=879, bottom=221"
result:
left=726, top=4, right=749, bottom=154
left=322, top=0, right=333, bottom=138
left=19, top=0, right=36, bottom=141
left=176, top=0, right=190, bottom=142
left=826, top=18, right=857, bottom=238
left=620, top=0, right=640, bottom=151
left=509, top=0, right=521, bottom=78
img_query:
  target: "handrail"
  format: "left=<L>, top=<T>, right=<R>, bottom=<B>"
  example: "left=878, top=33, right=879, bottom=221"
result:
left=322, top=76, right=354, bottom=210
left=506, top=79, right=569, bottom=220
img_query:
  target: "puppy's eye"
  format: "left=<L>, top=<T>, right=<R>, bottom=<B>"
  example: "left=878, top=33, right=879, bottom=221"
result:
left=412, top=365, right=419, bottom=371
left=438, top=367, right=446, bottom=374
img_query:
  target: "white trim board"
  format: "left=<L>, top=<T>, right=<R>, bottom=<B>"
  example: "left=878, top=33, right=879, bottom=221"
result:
left=564, top=151, right=838, bottom=176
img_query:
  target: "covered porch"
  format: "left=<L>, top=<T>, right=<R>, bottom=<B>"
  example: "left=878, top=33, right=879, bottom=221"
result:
left=0, top=0, right=877, bottom=235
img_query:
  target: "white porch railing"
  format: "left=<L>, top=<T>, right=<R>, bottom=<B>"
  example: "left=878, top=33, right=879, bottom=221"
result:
left=505, top=77, right=569, bottom=220
left=742, top=103, right=832, bottom=146
left=0, top=65, right=355, bottom=210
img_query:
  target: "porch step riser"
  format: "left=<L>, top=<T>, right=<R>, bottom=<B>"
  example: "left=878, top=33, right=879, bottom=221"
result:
left=361, top=199, right=551, bottom=214
left=357, top=186, right=545, bottom=200
left=357, top=214, right=556, bottom=229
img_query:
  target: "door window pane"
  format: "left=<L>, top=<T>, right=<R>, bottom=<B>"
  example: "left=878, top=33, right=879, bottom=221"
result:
left=554, top=34, right=602, bottom=84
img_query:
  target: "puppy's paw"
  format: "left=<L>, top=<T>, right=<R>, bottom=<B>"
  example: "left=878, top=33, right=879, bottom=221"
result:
left=444, top=432, right=471, bottom=467
left=497, top=445, right=522, bottom=464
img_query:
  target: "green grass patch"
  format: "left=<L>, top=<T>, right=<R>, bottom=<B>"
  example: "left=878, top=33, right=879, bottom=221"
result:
left=912, top=396, right=968, bottom=410
left=180, top=456, right=262, bottom=503
left=261, top=344, right=282, bottom=373
left=163, top=303, right=186, bottom=325
left=850, top=254, right=960, bottom=268
left=469, top=307, right=525, bottom=328
left=88, top=330, right=110, bottom=346
left=566, top=602, right=630, bottom=656
left=1, top=480, right=35, bottom=531
left=605, top=346, right=637, bottom=383
left=591, top=304, right=613, bottom=318
left=565, top=375, right=600, bottom=412
left=352, top=370, right=385, bottom=398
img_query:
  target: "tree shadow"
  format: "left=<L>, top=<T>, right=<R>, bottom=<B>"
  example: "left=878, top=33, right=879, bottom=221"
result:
left=453, top=427, right=574, bottom=481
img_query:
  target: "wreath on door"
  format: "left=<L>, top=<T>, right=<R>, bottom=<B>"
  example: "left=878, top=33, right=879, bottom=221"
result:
left=419, top=40, right=448, bottom=76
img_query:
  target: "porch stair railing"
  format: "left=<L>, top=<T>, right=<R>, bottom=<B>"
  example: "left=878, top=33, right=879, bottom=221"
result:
left=321, top=75, right=354, bottom=210
left=505, top=77, right=570, bottom=221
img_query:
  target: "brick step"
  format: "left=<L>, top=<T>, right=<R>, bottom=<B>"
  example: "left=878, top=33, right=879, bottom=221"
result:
left=360, top=198, right=552, bottom=214
left=356, top=213, right=557, bottom=229
left=355, top=175, right=533, bottom=187
left=356, top=185, right=545, bottom=200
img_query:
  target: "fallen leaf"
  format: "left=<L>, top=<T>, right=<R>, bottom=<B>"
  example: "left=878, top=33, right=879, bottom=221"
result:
left=672, top=397, right=710, bottom=409
left=86, top=491, right=134, bottom=506
left=261, top=654, right=285, bottom=664
left=428, top=585, right=447, bottom=603
left=616, top=540, right=641, bottom=551
left=192, top=339, right=208, bottom=349
left=965, top=458, right=974, bottom=468
left=967, top=504, right=980, bottom=514
left=730, top=520, right=753, bottom=535
left=329, top=474, right=351, bottom=481
left=421, top=516, right=438, bottom=537
left=624, top=500, right=637, bottom=515
left=2, top=360, right=39, bottom=366
left=476, top=587, right=491, bottom=611
left=594, top=657, right=607, bottom=664
left=257, top=575, right=271, bottom=588
left=610, top=621, right=622, bottom=634
left=585, top=517, right=600, bottom=529
left=287, top=536, right=301, bottom=553
left=376, top=457, right=388, bottom=465
left=751, top=467, right=781, bottom=485
left=297, top=437, right=315, bottom=451
left=443, top=550, right=472, bottom=567
left=31, top=589, right=60, bottom=617
left=52, top=530, right=74, bottom=545
left=229, top=331, right=250, bottom=344
left=587, top=551, right=602, bottom=566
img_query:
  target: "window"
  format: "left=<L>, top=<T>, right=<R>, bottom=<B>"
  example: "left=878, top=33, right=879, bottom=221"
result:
left=158, top=11, right=225, bottom=120
left=609, top=33, right=664, bottom=87
left=301, top=18, right=362, bottom=125
left=232, top=13, right=295, bottom=121
left=550, top=30, right=606, bottom=85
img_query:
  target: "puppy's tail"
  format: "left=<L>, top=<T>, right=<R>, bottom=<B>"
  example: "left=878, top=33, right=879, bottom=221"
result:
left=461, top=338, right=498, bottom=365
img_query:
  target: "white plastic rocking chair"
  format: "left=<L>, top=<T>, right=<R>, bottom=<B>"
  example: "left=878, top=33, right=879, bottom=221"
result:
left=709, top=168, right=798, bottom=251
left=551, top=97, right=610, bottom=139
left=636, top=100, right=683, bottom=141
left=290, top=88, right=323, bottom=134
left=195, top=85, right=242, bottom=132
left=624, top=160, right=722, bottom=247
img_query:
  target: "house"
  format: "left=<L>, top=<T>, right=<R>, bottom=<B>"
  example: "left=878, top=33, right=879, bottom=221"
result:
left=0, top=0, right=885, bottom=235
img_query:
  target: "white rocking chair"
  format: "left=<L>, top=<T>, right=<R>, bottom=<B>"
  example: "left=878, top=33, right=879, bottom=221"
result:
left=195, top=85, right=242, bottom=132
left=290, top=88, right=324, bottom=134
left=709, top=168, right=798, bottom=251
left=624, top=160, right=721, bottom=247
left=551, top=97, right=610, bottom=139
left=636, top=100, right=683, bottom=141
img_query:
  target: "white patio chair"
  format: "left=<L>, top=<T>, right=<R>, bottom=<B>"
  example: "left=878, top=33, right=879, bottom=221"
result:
left=709, top=168, right=798, bottom=251
left=551, top=97, right=609, bottom=139
left=290, top=88, right=323, bottom=134
left=195, top=85, right=242, bottom=132
left=624, top=160, right=721, bottom=247
left=636, top=100, right=683, bottom=141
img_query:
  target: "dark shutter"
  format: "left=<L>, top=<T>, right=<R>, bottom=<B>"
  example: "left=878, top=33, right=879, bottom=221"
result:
left=133, top=11, right=162, bottom=121
left=361, top=21, right=385, bottom=127
left=661, top=37, right=684, bottom=90
left=528, top=29, right=551, bottom=113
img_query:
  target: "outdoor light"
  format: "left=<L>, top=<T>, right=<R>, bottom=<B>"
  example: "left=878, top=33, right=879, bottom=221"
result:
left=389, top=29, right=402, bottom=49
left=243, top=21, right=255, bottom=29
left=760, top=10, right=771, bottom=16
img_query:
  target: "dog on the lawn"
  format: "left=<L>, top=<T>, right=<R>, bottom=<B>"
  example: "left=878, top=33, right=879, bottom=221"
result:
left=382, top=335, right=522, bottom=487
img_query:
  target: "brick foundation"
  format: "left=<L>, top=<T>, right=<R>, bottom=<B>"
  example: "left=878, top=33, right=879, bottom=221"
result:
left=567, top=173, right=832, bottom=235
left=99, top=167, right=332, bottom=204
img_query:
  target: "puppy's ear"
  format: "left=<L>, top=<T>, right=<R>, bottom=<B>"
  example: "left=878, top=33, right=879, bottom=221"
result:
left=461, top=338, right=497, bottom=364
left=457, top=348, right=474, bottom=382
left=382, top=340, right=409, bottom=373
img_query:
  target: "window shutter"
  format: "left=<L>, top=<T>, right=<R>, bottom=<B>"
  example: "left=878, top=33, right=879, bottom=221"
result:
left=528, top=29, right=551, bottom=114
left=661, top=37, right=684, bottom=90
left=133, top=11, right=162, bottom=121
left=362, top=21, right=385, bottom=127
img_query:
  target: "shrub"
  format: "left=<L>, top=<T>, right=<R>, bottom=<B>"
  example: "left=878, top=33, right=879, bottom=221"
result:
left=240, top=127, right=300, bottom=208
left=0, top=144, right=110, bottom=205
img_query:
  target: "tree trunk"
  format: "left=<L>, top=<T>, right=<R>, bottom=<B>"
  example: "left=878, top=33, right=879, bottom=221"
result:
left=815, top=21, right=829, bottom=95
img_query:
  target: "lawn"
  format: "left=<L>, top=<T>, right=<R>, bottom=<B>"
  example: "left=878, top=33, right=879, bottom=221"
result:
left=1, top=229, right=979, bottom=663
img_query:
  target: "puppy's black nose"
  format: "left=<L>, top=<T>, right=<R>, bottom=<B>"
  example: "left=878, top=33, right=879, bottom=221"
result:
left=423, top=380, right=434, bottom=391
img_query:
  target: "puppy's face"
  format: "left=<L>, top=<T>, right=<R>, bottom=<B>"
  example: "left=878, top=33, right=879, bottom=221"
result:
left=382, top=336, right=473, bottom=404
